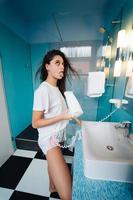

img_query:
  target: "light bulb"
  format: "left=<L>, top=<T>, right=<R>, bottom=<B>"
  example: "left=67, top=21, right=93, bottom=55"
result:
left=117, top=30, right=126, bottom=48
left=126, top=30, right=133, bottom=48
left=102, top=45, right=111, bottom=58
left=104, top=67, right=110, bottom=77
left=113, top=60, right=122, bottom=77
left=126, top=60, right=133, bottom=77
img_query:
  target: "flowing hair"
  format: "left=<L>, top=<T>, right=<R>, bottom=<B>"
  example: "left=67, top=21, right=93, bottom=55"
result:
left=35, top=49, right=79, bottom=96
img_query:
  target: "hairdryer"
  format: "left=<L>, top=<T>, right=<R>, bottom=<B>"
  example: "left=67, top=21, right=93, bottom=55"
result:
left=64, top=91, right=83, bottom=126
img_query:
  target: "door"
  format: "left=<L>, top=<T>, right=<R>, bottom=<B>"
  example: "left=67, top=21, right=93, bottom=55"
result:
left=0, top=56, right=13, bottom=167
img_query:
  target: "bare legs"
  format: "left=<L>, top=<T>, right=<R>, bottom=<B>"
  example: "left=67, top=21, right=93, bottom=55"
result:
left=48, top=165, right=56, bottom=192
left=46, top=146, right=72, bottom=200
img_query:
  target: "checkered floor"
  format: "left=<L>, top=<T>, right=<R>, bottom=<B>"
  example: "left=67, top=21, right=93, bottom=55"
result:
left=0, top=149, right=73, bottom=200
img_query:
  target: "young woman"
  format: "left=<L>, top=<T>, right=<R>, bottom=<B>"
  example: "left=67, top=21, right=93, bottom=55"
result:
left=32, top=49, right=78, bottom=200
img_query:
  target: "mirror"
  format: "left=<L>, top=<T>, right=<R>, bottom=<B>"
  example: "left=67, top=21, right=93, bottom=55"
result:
left=112, top=0, right=133, bottom=115
left=98, top=0, right=133, bottom=121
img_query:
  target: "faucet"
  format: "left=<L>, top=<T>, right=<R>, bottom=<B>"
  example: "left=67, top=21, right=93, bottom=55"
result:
left=114, top=121, right=132, bottom=137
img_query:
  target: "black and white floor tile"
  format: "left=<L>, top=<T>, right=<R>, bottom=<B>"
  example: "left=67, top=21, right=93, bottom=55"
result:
left=0, top=149, right=73, bottom=200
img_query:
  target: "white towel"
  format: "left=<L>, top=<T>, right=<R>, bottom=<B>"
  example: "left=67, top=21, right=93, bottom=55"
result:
left=125, top=74, right=133, bottom=98
left=64, top=91, right=83, bottom=117
left=87, top=72, right=105, bottom=97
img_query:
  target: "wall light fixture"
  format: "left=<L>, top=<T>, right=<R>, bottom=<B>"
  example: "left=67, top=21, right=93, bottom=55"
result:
left=114, top=29, right=133, bottom=77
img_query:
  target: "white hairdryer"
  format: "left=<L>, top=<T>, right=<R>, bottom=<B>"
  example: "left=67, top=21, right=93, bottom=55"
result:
left=64, top=91, right=83, bottom=125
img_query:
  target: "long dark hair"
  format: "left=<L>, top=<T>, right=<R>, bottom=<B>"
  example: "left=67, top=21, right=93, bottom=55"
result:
left=36, top=49, right=78, bottom=96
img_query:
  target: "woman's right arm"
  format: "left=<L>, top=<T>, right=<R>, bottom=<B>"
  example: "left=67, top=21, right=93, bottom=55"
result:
left=32, top=110, right=72, bottom=129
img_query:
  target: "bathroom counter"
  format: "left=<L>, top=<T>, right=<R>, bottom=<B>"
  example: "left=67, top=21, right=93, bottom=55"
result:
left=72, top=140, right=133, bottom=200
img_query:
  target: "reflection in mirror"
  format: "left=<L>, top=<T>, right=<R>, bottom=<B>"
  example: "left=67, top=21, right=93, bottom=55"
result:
left=97, top=0, right=133, bottom=124
left=113, top=2, right=133, bottom=121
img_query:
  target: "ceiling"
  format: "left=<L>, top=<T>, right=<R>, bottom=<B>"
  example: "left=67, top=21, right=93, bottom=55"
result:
left=0, top=0, right=127, bottom=43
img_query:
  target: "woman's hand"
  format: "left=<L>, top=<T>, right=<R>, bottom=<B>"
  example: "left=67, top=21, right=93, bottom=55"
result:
left=60, top=111, right=81, bottom=126
left=60, top=110, right=73, bottom=120
left=72, top=117, right=81, bottom=126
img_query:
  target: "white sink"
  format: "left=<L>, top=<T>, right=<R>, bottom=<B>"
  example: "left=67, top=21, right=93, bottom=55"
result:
left=82, top=121, right=133, bottom=183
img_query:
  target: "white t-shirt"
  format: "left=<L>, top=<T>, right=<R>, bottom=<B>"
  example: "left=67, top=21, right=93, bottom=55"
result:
left=33, top=81, right=69, bottom=140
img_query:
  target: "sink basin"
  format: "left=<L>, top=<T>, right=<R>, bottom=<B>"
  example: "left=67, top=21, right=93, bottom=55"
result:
left=82, top=121, right=133, bottom=183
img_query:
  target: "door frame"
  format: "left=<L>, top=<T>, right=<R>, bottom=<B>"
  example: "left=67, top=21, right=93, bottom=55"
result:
left=0, top=55, right=14, bottom=167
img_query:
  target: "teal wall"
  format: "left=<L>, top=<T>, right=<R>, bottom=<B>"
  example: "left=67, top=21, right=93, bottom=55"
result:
left=0, top=22, right=33, bottom=143
left=30, top=43, right=49, bottom=90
